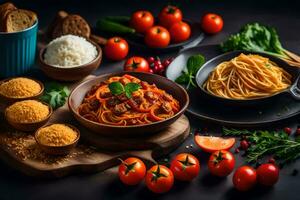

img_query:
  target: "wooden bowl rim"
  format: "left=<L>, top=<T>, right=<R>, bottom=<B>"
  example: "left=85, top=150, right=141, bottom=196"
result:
left=0, top=77, right=44, bottom=101
left=34, top=123, right=80, bottom=148
left=38, top=39, right=102, bottom=70
left=5, top=100, right=53, bottom=125
left=68, top=71, right=190, bottom=129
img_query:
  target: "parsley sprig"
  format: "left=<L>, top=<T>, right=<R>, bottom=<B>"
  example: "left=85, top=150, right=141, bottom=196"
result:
left=40, top=82, right=70, bottom=109
left=223, top=127, right=300, bottom=165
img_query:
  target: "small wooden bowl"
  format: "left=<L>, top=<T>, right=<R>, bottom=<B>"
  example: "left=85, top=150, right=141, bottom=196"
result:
left=38, top=40, right=102, bottom=82
left=34, top=123, right=80, bottom=155
left=0, top=77, right=44, bottom=103
left=5, top=101, right=53, bottom=132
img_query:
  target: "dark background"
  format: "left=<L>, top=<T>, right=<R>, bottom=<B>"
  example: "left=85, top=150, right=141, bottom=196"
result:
left=0, top=0, right=300, bottom=200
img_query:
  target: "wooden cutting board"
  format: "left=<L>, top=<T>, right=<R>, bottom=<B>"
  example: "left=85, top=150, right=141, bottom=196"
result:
left=0, top=76, right=190, bottom=178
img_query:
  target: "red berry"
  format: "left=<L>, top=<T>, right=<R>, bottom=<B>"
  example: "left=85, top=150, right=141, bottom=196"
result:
left=154, top=60, right=161, bottom=66
left=240, top=140, right=249, bottom=150
left=163, top=59, right=171, bottom=67
left=268, top=158, right=276, bottom=164
left=296, top=128, right=300, bottom=136
left=235, top=148, right=240, bottom=153
left=147, top=57, right=155, bottom=63
left=283, top=127, right=292, bottom=135
left=153, top=66, right=159, bottom=72
left=149, top=69, right=154, bottom=74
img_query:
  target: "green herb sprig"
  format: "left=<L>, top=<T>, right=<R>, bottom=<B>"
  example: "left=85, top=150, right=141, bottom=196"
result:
left=40, top=82, right=70, bottom=109
left=223, top=127, right=300, bottom=165
left=175, top=54, right=205, bottom=89
left=108, top=82, right=141, bottom=98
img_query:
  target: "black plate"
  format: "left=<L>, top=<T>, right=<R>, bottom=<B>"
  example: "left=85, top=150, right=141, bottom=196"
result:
left=126, top=20, right=204, bottom=52
left=166, top=45, right=300, bottom=127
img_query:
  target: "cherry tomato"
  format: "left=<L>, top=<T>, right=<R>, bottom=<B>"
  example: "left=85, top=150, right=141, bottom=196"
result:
left=118, top=157, right=146, bottom=185
left=232, top=166, right=257, bottom=191
left=145, top=165, right=174, bottom=193
left=130, top=10, right=154, bottom=33
left=144, top=26, right=170, bottom=48
left=201, top=13, right=223, bottom=34
left=194, top=135, right=235, bottom=153
left=124, top=56, right=150, bottom=72
left=104, top=37, right=129, bottom=61
left=257, top=163, right=279, bottom=186
left=170, top=153, right=200, bottom=181
left=208, top=150, right=235, bottom=177
left=240, top=140, right=249, bottom=150
left=283, top=127, right=292, bottom=135
left=169, top=21, right=191, bottom=43
left=158, top=5, right=183, bottom=29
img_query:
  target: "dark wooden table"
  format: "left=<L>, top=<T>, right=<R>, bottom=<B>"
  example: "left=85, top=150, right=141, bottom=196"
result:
left=1, top=0, right=300, bottom=199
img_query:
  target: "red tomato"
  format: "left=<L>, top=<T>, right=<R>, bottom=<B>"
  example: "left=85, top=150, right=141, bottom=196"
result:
left=194, top=135, right=235, bottom=153
left=145, top=165, right=174, bottom=193
left=124, top=56, right=150, bottom=72
left=257, top=163, right=279, bottom=186
left=144, top=26, right=170, bottom=48
left=118, top=157, right=146, bottom=185
left=170, top=153, right=200, bottom=181
left=130, top=10, right=154, bottom=33
left=158, top=5, right=183, bottom=29
left=201, top=13, right=223, bottom=34
left=169, top=21, right=191, bottom=43
left=104, top=37, right=129, bottom=61
left=208, top=150, right=235, bottom=177
left=232, top=166, right=257, bottom=191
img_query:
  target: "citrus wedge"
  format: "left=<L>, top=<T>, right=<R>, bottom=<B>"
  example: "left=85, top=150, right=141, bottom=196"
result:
left=194, top=135, right=235, bottom=153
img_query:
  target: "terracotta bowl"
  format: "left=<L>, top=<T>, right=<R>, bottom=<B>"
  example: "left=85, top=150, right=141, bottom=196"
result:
left=38, top=40, right=102, bottom=82
left=0, top=77, right=44, bottom=104
left=68, top=72, right=189, bottom=137
left=34, top=123, right=80, bottom=155
left=5, top=101, right=53, bottom=132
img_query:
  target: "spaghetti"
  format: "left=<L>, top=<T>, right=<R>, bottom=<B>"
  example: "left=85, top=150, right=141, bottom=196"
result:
left=204, top=53, right=292, bottom=99
left=78, top=74, right=180, bottom=126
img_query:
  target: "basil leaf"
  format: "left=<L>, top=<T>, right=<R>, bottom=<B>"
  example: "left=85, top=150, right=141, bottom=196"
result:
left=124, top=83, right=141, bottom=98
left=108, top=82, right=125, bottom=95
left=187, top=54, right=205, bottom=75
left=175, top=72, right=189, bottom=84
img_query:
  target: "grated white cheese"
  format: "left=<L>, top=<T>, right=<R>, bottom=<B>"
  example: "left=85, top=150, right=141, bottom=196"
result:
left=44, top=34, right=98, bottom=68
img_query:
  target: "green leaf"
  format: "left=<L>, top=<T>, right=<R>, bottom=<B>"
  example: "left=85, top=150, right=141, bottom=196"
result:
left=124, top=82, right=141, bottom=98
left=187, top=54, right=205, bottom=75
left=108, top=82, right=125, bottom=95
left=40, top=82, right=70, bottom=110
left=175, top=72, right=189, bottom=84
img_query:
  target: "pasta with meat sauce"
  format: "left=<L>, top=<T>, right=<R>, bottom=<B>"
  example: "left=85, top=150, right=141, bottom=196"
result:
left=78, top=74, right=180, bottom=126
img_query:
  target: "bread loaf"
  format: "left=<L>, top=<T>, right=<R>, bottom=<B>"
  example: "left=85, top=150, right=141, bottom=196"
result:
left=4, top=9, right=37, bottom=32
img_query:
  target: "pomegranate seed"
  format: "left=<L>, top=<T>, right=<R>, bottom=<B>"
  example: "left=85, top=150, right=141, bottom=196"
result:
left=240, top=140, right=249, bottom=150
left=154, top=60, right=161, bottom=66
left=147, top=57, right=155, bottom=63
left=268, top=158, right=276, bottom=164
left=283, top=127, right=292, bottom=135
left=149, top=69, right=154, bottom=74
left=235, top=148, right=240, bottom=153
left=296, top=128, right=300, bottom=136
left=153, top=66, right=159, bottom=72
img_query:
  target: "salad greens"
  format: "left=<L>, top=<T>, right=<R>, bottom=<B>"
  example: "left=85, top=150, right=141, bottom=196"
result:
left=220, top=23, right=300, bottom=67
left=40, top=82, right=70, bottom=110
left=175, top=54, right=205, bottom=89
left=109, top=82, right=141, bottom=98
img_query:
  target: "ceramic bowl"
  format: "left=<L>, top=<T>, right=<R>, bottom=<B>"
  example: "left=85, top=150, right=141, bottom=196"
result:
left=68, top=72, right=189, bottom=137
left=38, top=40, right=102, bottom=82
left=35, top=123, right=80, bottom=155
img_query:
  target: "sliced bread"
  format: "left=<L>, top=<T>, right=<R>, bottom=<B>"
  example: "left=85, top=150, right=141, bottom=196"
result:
left=62, top=14, right=91, bottom=38
left=0, top=2, right=17, bottom=32
left=4, top=9, right=37, bottom=32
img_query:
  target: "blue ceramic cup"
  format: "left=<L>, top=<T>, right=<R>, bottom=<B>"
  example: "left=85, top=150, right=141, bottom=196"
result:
left=0, top=21, right=38, bottom=78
